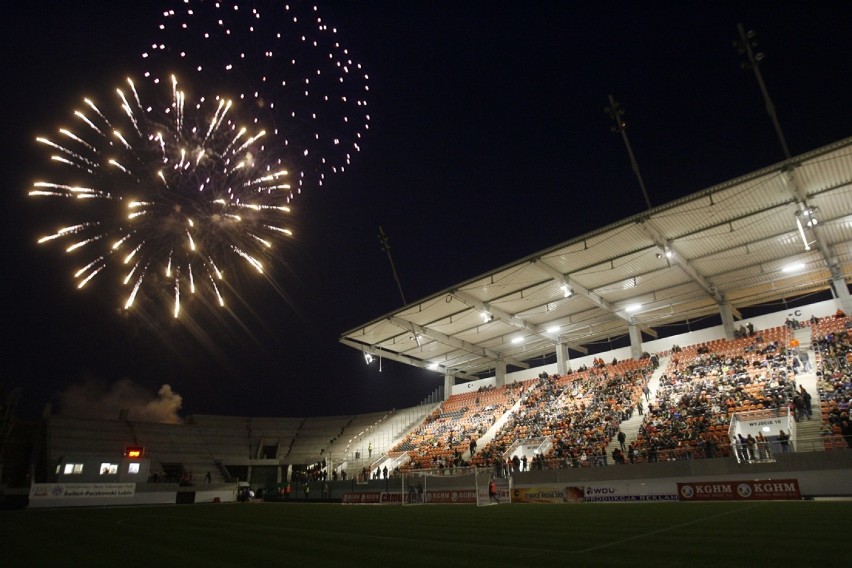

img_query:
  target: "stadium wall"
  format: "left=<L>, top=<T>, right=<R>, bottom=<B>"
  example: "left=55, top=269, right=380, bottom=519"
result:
left=27, top=482, right=239, bottom=508
left=337, top=451, right=852, bottom=503
left=507, top=450, right=852, bottom=498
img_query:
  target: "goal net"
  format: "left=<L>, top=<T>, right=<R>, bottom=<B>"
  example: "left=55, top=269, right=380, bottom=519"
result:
left=400, top=467, right=510, bottom=506
left=475, top=467, right=511, bottom=506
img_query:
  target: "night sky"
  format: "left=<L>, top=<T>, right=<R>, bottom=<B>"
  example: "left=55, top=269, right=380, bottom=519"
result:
left=2, top=1, right=850, bottom=421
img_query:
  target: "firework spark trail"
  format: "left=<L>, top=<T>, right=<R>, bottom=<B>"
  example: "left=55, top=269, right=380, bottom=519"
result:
left=31, top=75, right=294, bottom=316
left=143, top=1, right=370, bottom=194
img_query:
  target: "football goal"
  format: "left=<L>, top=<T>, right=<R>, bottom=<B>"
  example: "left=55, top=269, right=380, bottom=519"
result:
left=400, top=467, right=510, bottom=506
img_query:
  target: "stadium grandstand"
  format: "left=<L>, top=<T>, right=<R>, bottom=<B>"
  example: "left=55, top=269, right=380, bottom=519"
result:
left=2, top=137, right=851, bottom=508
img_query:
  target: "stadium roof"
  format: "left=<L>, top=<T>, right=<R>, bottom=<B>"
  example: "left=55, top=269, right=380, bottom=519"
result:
left=340, top=137, right=852, bottom=379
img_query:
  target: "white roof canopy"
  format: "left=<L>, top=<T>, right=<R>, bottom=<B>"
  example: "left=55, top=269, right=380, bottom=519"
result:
left=341, top=137, right=852, bottom=379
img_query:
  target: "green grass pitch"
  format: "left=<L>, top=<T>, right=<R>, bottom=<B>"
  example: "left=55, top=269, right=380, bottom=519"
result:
left=2, top=501, right=850, bottom=567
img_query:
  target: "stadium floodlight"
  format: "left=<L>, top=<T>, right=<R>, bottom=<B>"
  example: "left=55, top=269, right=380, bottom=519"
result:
left=794, top=211, right=813, bottom=251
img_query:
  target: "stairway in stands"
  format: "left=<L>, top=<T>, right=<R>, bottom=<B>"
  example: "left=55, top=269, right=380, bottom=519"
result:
left=606, top=355, right=670, bottom=464
left=790, top=326, right=823, bottom=452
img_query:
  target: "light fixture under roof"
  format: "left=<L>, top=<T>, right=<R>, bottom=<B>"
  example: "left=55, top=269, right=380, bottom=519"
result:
left=560, top=283, right=574, bottom=298
left=625, top=303, right=642, bottom=313
left=794, top=207, right=817, bottom=251
left=782, top=261, right=805, bottom=273
left=546, top=325, right=560, bottom=334
left=481, top=311, right=493, bottom=323
left=427, top=362, right=439, bottom=371
left=511, top=336, right=524, bottom=344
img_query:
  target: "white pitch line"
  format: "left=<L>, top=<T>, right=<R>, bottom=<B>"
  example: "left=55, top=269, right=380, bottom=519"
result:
left=578, top=503, right=763, bottom=554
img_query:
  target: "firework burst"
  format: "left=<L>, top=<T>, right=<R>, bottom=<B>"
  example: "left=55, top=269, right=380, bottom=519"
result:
left=142, top=1, right=370, bottom=194
left=31, top=75, right=293, bottom=317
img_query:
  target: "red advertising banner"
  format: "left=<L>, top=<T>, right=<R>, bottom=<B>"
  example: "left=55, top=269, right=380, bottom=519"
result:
left=341, top=492, right=381, bottom=504
left=677, top=479, right=801, bottom=501
left=425, top=490, right=477, bottom=504
left=381, top=492, right=402, bottom=504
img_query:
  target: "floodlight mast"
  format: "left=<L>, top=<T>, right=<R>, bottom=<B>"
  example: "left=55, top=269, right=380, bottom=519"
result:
left=735, top=24, right=849, bottom=313
left=735, top=23, right=791, bottom=160
left=606, top=94, right=653, bottom=211
left=378, top=225, right=407, bottom=306
left=605, top=95, right=726, bottom=313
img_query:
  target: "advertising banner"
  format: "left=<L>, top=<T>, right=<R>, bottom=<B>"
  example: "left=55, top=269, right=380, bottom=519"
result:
left=425, top=490, right=477, bottom=504
left=512, top=486, right=578, bottom=503
left=583, top=483, right=678, bottom=502
left=29, top=483, right=136, bottom=499
left=677, top=479, right=801, bottom=501
left=585, top=485, right=678, bottom=503
left=341, top=492, right=381, bottom=504
left=380, top=492, right=402, bottom=504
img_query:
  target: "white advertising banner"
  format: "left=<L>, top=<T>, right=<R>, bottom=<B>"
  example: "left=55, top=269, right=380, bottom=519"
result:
left=30, top=483, right=136, bottom=500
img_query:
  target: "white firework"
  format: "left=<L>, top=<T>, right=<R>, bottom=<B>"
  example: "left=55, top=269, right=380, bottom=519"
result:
left=31, top=75, right=294, bottom=317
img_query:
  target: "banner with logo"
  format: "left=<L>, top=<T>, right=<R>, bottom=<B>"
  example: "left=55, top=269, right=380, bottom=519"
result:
left=30, top=483, right=136, bottom=499
left=425, top=489, right=477, bottom=504
left=584, top=485, right=678, bottom=502
left=341, top=491, right=381, bottom=504
left=512, top=485, right=571, bottom=503
left=677, top=479, right=801, bottom=501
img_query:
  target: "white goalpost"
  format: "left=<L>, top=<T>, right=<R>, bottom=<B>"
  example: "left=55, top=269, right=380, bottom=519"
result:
left=475, top=467, right=511, bottom=506
left=400, top=467, right=511, bottom=506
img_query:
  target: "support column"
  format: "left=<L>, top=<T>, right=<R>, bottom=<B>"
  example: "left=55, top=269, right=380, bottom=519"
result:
left=556, top=342, right=571, bottom=375
left=443, top=373, right=454, bottom=401
left=628, top=319, right=643, bottom=360
left=495, top=360, right=507, bottom=388
left=719, top=300, right=736, bottom=340
left=831, top=277, right=852, bottom=315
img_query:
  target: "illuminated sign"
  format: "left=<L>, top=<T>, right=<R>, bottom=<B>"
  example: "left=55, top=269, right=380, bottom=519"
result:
left=124, top=447, right=144, bottom=458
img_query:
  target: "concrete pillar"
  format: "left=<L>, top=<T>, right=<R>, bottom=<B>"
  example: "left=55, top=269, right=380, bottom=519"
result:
left=832, top=277, right=852, bottom=315
left=719, top=301, right=736, bottom=340
left=628, top=320, right=643, bottom=359
left=556, top=341, right=571, bottom=375
left=443, top=373, right=454, bottom=401
left=495, top=360, right=507, bottom=387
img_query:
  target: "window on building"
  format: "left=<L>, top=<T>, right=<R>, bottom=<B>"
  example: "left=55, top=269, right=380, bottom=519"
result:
left=100, top=463, right=118, bottom=475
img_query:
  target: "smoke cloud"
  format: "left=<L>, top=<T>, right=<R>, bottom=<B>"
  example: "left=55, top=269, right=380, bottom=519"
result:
left=58, top=378, right=183, bottom=424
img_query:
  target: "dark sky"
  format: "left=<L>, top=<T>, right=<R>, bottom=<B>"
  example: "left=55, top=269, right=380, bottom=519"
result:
left=2, top=1, right=850, bottom=420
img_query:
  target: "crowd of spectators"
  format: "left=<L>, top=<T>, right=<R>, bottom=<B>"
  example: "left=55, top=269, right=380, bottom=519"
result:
left=814, top=315, right=852, bottom=448
left=469, top=359, right=654, bottom=470
left=390, top=382, right=525, bottom=471
left=386, top=316, right=851, bottom=475
left=633, top=327, right=799, bottom=462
